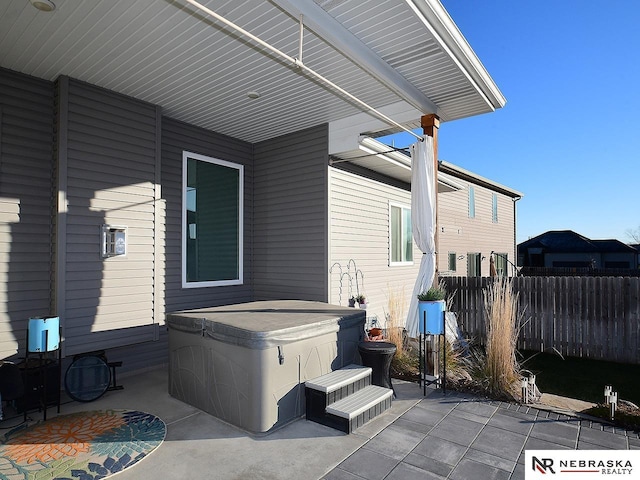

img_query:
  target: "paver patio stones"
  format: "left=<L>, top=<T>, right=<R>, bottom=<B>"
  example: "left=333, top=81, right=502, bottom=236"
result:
left=364, top=424, right=426, bottom=460
left=399, top=404, right=447, bottom=427
left=322, top=468, right=367, bottom=480
left=449, top=457, right=511, bottom=480
left=487, top=410, right=536, bottom=436
left=578, top=426, right=629, bottom=449
left=417, top=396, right=459, bottom=415
left=402, top=452, right=453, bottom=477
left=392, top=417, right=435, bottom=435
left=449, top=407, right=493, bottom=425
left=470, top=425, right=527, bottom=460
left=412, top=436, right=468, bottom=465
left=385, top=462, right=447, bottom=480
left=577, top=441, right=614, bottom=450
left=465, top=448, right=516, bottom=473
left=454, top=400, right=499, bottom=418
left=336, top=448, right=398, bottom=480
left=522, top=435, right=572, bottom=453
left=510, top=462, right=525, bottom=480
left=628, top=436, right=640, bottom=449
left=529, top=419, right=578, bottom=447
left=428, top=413, right=485, bottom=447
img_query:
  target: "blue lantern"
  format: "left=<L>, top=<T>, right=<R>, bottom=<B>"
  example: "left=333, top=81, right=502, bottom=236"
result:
left=27, top=316, right=60, bottom=352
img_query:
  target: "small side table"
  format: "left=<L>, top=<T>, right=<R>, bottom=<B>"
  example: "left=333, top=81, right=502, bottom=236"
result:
left=358, top=341, right=397, bottom=396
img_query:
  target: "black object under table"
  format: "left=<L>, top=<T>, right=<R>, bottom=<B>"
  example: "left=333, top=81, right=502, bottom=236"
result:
left=358, top=341, right=397, bottom=396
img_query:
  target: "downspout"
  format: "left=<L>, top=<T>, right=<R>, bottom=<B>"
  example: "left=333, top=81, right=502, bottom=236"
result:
left=513, top=195, right=521, bottom=275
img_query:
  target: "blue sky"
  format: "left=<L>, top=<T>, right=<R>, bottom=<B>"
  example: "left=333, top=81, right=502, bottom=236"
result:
left=380, top=1, right=640, bottom=245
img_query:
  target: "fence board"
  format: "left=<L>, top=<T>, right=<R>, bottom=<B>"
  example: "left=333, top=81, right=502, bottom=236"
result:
left=442, top=276, right=640, bottom=365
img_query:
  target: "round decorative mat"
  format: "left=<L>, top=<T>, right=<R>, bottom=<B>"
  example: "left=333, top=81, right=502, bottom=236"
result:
left=0, top=409, right=165, bottom=480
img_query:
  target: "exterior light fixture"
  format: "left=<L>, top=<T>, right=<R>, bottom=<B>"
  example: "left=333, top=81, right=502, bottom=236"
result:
left=247, top=91, right=260, bottom=99
left=30, top=0, right=56, bottom=11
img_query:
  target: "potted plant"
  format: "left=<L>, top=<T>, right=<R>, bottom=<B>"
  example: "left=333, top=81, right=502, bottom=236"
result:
left=348, top=297, right=356, bottom=307
left=417, top=286, right=446, bottom=334
left=355, top=294, right=367, bottom=309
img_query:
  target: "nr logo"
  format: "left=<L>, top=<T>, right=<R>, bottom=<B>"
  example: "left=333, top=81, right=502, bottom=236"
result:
left=532, top=456, right=556, bottom=474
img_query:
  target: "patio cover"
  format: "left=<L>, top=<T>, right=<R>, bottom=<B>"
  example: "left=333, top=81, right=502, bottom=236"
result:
left=0, top=0, right=505, bottom=149
left=406, top=135, right=437, bottom=338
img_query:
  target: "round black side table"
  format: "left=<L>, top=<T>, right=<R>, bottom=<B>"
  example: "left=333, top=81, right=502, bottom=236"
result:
left=358, top=341, right=397, bottom=395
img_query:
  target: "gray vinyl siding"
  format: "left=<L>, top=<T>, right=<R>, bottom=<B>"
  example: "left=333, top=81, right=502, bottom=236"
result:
left=59, top=78, right=160, bottom=356
left=329, top=167, right=420, bottom=323
left=0, top=68, right=55, bottom=360
left=161, top=117, right=253, bottom=312
left=253, top=125, right=328, bottom=301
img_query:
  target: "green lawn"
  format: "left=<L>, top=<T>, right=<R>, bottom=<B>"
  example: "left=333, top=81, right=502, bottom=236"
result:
left=519, top=350, right=640, bottom=406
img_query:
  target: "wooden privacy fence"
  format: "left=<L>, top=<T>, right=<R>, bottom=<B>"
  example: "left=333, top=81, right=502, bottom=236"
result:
left=441, top=276, right=640, bottom=364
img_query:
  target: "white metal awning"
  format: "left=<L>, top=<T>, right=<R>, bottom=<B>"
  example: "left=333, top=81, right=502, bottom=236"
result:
left=331, top=136, right=465, bottom=192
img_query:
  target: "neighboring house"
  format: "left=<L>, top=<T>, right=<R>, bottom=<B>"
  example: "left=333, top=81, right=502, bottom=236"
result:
left=633, top=245, right=640, bottom=267
left=437, top=161, right=523, bottom=278
left=518, top=231, right=639, bottom=271
left=0, top=0, right=505, bottom=370
left=326, top=138, right=522, bottom=327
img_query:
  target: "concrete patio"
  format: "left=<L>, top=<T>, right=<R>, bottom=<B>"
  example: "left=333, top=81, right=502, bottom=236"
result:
left=5, top=367, right=639, bottom=480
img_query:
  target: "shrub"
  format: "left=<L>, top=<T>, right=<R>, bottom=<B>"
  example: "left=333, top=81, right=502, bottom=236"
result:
left=385, top=285, right=406, bottom=353
left=481, top=277, right=523, bottom=398
left=417, top=285, right=446, bottom=301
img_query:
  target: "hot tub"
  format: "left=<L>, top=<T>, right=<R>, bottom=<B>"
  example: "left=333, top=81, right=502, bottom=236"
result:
left=166, top=300, right=365, bottom=434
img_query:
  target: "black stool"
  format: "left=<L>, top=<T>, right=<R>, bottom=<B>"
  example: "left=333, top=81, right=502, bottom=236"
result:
left=358, top=341, right=397, bottom=396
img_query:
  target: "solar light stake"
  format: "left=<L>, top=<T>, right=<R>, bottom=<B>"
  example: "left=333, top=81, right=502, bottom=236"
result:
left=609, top=391, right=618, bottom=421
left=521, top=378, right=528, bottom=404
left=604, top=385, right=612, bottom=402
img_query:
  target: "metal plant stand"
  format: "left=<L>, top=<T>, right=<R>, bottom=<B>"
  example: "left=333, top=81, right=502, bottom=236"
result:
left=418, top=309, right=446, bottom=396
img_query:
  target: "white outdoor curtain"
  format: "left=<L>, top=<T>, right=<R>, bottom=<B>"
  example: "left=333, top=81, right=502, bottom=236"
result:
left=405, top=135, right=437, bottom=338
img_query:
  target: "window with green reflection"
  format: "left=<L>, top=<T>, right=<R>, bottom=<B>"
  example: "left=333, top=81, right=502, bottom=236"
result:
left=182, top=151, right=243, bottom=287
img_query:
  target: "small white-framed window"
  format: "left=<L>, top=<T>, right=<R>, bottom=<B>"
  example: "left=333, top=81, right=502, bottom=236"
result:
left=182, top=151, right=244, bottom=288
left=448, top=252, right=457, bottom=272
left=468, top=186, right=476, bottom=218
left=389, top=202, right=413, bottom=265
left=492, top=193, right=498, bottom=223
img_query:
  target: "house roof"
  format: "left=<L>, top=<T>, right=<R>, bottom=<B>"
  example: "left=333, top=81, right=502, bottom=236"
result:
left=438, top=160, right=523, bottom=198
left=0, top=0, right=505, bottom=145
left=335, top=137, right=521, bottom=195
left=518, top=230, right=637, bottom=254
left=330, top=136, right=520, bottom=197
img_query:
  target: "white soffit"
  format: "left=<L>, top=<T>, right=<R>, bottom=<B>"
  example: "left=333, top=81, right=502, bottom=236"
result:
left=0, top=0, right=505, bottom=144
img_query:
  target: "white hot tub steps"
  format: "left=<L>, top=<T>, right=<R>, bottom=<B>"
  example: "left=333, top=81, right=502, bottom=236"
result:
left=305, top=364, right=393, bottom=433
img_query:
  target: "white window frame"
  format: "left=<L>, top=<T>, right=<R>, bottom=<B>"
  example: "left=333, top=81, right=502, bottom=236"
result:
left=468, top=185, right=476, bottom=218
left=182, top=151, right=244, bottom=288
left=389, top=201, right=413, bottom=266
left=448, top=252, right=457, bottom=272
left=492, top=193, right=498, bottom=223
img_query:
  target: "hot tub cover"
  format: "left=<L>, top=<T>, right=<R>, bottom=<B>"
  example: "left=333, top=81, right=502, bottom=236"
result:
left=166, top=300, right=365, bottom=349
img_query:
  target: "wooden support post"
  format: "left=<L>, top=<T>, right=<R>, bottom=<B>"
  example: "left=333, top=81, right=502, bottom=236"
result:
left=421, top=114, right=439, bottom=280
left=421, top=114, right=441, bottom=381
